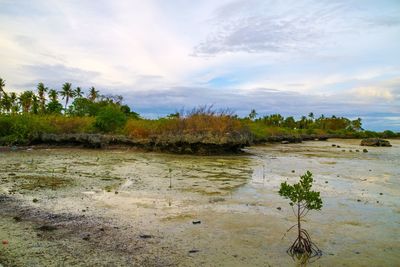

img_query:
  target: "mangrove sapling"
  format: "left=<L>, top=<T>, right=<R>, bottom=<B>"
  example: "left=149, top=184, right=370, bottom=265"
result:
left=279, top=171, right=322, bottom=260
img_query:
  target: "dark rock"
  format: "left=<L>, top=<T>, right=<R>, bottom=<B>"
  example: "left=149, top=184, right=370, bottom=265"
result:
left=13, top=216, right=22, bottom=222
left=337, top=145, right=341, bottom=148
left=332, top=144, right=336, bottom=147
left=38, top=225, right=57, bottom=231
left=139, top=234, right=153, bottom=239
left=32, top=198, right=38, bottom=203
left=291, top=170, right=295, bottom=173
left=189, top=249, right=199, bottom=254
left=82, top=233, right=91, bottom=241
left=360, top=138, right=391, bottom=147
left=276, top=207, right=282, bottom=210
left=357, top=199, right=361, bottom=202
left=379, top=192, right=383, bottom=195
left=192, top=221, right=201, bottom=225
left=363, top=149, right=368, bottom=153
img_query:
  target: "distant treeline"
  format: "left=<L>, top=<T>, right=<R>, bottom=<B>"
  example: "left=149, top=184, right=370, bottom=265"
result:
left=0, top=78, right=398, bottom=145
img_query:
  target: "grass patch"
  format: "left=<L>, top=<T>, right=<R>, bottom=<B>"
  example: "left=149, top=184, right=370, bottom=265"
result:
left=11, top=175, right=71, bottom=191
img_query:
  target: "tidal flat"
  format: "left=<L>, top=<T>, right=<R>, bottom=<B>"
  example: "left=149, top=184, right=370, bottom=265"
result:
left=0, top=139, right=399, bottom=266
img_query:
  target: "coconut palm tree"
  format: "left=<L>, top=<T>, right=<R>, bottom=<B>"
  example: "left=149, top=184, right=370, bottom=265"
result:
left=19, top=91, right=34, bottom=113
left=1, top=92, right=12, bottom=113
left=75, top=87, right=84, bottom=98
left=37, top=82, right=47, bottom=113
left=10, top=92, right=18, bottom=114
left=32, top=95, right=39, bottom=114
left=46, top=89, right=62, bottom=114
left=0, top=78, right=5, bottom=97
left=48, top=89, right=58, bottom=102
left=59, top=82, right=74, bottom=111
left=0, top=78, right=5, bottom=112
left=88, top=86, right=99, bottom=102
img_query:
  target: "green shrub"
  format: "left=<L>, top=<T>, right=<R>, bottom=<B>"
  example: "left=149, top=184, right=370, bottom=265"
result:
left=94, top=105, right=127, bottom=133
left=0, top=115, right=13, bottom=137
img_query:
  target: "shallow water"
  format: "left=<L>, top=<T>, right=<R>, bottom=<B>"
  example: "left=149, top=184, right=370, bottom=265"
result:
left=0, top=139, right=399, bottom=266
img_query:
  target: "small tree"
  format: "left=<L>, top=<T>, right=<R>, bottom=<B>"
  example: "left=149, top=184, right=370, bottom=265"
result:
left=94, top=105, right=127, bottom=133
left=279, top=171, right=322, bottom=260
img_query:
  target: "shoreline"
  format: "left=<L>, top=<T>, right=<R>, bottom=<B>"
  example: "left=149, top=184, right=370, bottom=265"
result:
left=0, top=133, right=395, bottom=155
left=0, top=133, right=330, bottom=155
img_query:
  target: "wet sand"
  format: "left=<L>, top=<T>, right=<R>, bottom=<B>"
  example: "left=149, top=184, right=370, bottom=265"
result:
left=0, top=139, right=399, bottom=266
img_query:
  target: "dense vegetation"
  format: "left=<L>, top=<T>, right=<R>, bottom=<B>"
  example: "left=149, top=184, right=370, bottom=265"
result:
left=0, top=78, right=398, bottom=146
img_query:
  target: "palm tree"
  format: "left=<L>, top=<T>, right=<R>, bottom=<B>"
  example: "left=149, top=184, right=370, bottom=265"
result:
left=37, top=82, right=48, bottom=113
left=88, top=86, right=99, bottom=102
left=10, top=92, right=18, bottom=114
left=0, top=78, right=5, bottom=96
left=0, top=78, right=5, bottom=112
left=46, top=89, right=62, bottom=114
left=60, top=82, right=74, bottom=111
left=1, top=92, right=12, bottom=113
left=19, top=91, right=34, bottom=113
left=74, top=87, right=84, bottom=98
left=32, top=95, right=39, bottom=114
left=48, top=89, right=58, bottom=102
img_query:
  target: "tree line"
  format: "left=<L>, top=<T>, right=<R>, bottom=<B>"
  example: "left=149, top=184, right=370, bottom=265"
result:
left=0, top=78, right=137, bottom=117
left=248, top=109, right=363, bottom=132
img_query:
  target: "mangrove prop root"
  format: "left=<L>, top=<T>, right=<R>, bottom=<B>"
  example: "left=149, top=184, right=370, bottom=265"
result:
left=287, top=228, right=322, bottom=260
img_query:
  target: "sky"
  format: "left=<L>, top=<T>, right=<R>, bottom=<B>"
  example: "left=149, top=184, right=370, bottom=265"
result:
left=0, top=0, right=399, bottom=131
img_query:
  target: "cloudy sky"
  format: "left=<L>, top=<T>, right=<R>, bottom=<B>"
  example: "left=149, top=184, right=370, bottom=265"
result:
left=1, top=0, right=399, bottom=130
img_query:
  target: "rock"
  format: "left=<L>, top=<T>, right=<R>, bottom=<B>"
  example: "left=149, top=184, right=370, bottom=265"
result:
left=337, top=145, right=341, bottom=148
left=139, top=234, right=153, bottom=239
left=81, top=233, right=91, bottom=241
left=363, top=149, right=368, bottom=153
left=32, top=198, right=38, bottom=203
left=13, top=216, right=22, bottom=222
left=360, top=138, right=391, bottom=147
left=291, top=170, right=295, bottom=173
left=276, top=207, right=282, bottom=210
left=192, top=221, right=201, bottom=225
left=379, top=192, right=383, bottom=195
left=331, top=144, right=336, bottom=147
left=189, top=249, right=199, bottom=254
left=38, top=225, right=57, bottom=231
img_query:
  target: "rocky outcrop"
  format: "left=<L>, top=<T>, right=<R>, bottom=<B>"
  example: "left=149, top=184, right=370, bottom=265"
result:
left=360, top=138, right=392, bottom=147
left=31, top=133, right=249, bottom=154
left=256, top=134, right=330, bottom=144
